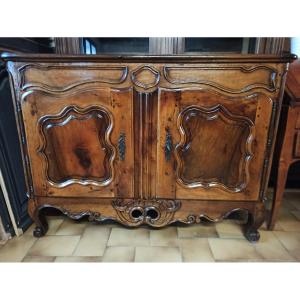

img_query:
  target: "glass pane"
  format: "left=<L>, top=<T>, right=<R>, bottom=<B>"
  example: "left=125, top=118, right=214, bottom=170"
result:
left=184, top=38, right=256, bottom=53
left=83, top=38, right=149, bottom=54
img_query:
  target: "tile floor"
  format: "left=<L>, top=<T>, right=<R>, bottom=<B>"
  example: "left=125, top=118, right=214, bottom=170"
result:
left=1, top=190, right=300, bottom=262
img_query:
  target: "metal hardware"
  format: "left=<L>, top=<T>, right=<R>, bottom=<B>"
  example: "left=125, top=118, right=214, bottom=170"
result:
left=164, top=128, right=173, bottom=161
left=118, top=132, right=126, bottom=161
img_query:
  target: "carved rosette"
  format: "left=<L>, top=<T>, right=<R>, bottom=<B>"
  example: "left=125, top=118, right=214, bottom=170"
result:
left=112, top=199, right=181, bottom=227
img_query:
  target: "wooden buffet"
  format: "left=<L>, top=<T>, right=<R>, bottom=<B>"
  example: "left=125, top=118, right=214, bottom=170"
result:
left=1, top=53, right=295, bottom=242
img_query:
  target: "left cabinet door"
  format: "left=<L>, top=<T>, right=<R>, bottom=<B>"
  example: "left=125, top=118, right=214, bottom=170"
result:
left=20, top=86, right=134, bottom=199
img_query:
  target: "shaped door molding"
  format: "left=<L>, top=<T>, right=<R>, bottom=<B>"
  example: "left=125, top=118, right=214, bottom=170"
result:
left=38, top=105, right=115, bottom=188
left=174, top=104, right=255, bottom=192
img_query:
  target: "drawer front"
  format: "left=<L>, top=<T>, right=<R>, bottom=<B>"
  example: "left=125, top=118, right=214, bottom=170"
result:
left=163, top=65, right=279, bottom=93
left=19, top=64, right=128, bottom=91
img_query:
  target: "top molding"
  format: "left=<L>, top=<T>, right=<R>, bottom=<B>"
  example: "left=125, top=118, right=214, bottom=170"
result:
left=1, top=52, right=297, bottom=64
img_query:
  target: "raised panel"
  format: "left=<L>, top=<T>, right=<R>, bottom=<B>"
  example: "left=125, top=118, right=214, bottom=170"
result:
left=39, top=106, right=114, bottom=187
left=20, top=87, right=134, bottom=198
left=175, top=105, right=254, bottom=192
left=156, top=88, right=273, bottom=201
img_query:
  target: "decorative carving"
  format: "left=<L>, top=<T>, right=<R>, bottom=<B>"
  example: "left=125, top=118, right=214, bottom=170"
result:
left=118, top=132, right=126, bottom=161
left=164, top=128, right=173, bottom=161
left=19, top=64, right=128, bottom=92
left=31, top=204, right=114, bottom=236
left=175, top=104, right=255, bottom=192
left=38, top=105, right=115, bottom=187
left=30, top=203, right=261, bottom=241
left=112, top=199, right=181, bottom=227
left=178, top=207, right=249, bottom=225
left=163, top=66, right=278, bottom=93
left=131, top=65, right=160, bottom=90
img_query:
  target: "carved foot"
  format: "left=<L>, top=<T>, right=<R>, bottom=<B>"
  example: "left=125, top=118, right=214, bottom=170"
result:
left=243, top=203, right=265, bottom=243
left=33, top=226, right=46, bottom=237
left=244, top=227, right=260, bottom=243
left=32, top=206, right=49, bottom=237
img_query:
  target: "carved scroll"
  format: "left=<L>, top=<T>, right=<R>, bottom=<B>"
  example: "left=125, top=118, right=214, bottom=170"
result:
left=112, top=199, right=181, bottom=227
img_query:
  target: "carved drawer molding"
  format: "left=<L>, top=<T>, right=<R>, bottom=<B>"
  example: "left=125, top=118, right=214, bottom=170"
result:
left=163, top=66, right=278, bottom=93
left=19, top=64, right=128, bottom=92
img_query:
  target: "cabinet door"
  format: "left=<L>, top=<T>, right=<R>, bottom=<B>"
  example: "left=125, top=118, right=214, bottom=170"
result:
left=157, top=89, right=273, bottom=201
left=21, top=87, right=134, bottom=198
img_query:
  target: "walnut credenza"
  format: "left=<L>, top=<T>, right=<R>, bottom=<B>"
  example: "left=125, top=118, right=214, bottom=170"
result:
left=1, top=53, right=295, bottom=242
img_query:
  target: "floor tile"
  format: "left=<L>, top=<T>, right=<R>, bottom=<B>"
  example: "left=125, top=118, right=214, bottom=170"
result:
left=260, top=221, right=283, bottom=231
left=102, top=247, right=135, bottom=262
left=179, top=238, right=215, bottom=262
left=135, top=246, right=182, bottom=262
left=55, top=219, right=87, bottom=236
left=274, top=231, right=300, bottom=260
left=177, top=224, right=218, bottom=239
left=276, top=208, right=300, bottom=232
left=215, top=220, right=245, bottom=239
left=22, top=256, right=56, bottom=262
left=0, top=235, right=37, bottom=262
left=24, top=217, right=64, bottom=236
left=254, top=231, right=295, bottom=261
left=73, top=226, right=110, bottom=256
left=0, top=240, right=7, bottom=246
left=208, top=238, right=263, bottom=261
left=108, top=228, right=149, bottom=247
left=291, top=211, right=300, bottom=221
left=284, top=193, right=300, bottom=210
left=54, top=256, right=102, bottom=262
left=150, top=227, right=179, bottom=246
left=27, top=236, right=80, bottom=257
left=282, top=199, right=298, bottom=211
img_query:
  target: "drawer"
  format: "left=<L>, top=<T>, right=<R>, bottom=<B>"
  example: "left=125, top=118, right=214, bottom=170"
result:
left=19, top=64, right=128, bottom=91
left=163, top=65, right=278, bottom=93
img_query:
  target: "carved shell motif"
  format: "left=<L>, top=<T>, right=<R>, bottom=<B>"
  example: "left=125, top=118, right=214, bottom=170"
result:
left=131, top=65, right=160, bottom=90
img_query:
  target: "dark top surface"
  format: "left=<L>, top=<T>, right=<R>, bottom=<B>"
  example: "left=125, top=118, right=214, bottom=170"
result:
left=1, top=52, right=297, bottom=63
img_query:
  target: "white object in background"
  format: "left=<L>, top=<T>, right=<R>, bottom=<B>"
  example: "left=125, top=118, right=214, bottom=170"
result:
left=291, top=37, right=300, bottom=57
left=0, top=167, right=22, bottom=238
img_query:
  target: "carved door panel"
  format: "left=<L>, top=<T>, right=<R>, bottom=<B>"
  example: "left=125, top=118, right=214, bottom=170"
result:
left=21, top=87, right=134, bottom=198
left=157, top=89, right=273, bottom=201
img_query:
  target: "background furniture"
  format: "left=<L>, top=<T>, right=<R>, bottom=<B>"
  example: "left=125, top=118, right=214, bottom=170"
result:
left=0, top=38, right=54, bottom=240
left=2, top=53, right=294, bottom=242
left=268, top=60, right=300, bottom=229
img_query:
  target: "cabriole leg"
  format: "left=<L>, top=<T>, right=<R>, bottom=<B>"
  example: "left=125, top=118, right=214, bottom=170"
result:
left=243, top=204, right=265, bottom=242
left=32, top=207, right=49, bottom=237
